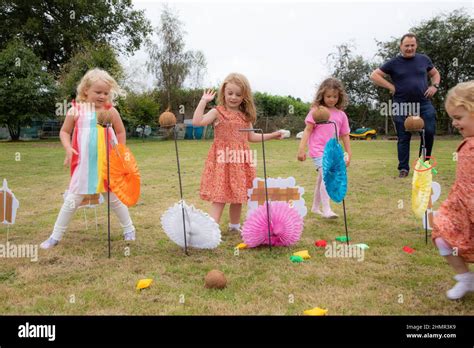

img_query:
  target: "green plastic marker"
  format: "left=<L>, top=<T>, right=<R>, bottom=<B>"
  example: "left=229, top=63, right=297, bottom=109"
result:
left=290, top=255, right=304, bottom=263
left=419, top=159, right=438, bottom=175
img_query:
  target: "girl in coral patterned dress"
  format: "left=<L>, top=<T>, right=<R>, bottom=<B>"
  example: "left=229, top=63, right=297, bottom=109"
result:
left=432, top=81, right=474, bottom=300
left=193, top=73, right=282, bottom=232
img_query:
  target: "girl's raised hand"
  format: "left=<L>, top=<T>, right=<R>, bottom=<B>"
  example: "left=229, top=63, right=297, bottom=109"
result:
left=201, top=89, right=216, bottom=103
left=64, top=146, right=78, bottom=167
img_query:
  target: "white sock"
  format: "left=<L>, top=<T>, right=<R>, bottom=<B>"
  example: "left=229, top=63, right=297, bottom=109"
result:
left=229, top=223, right=240, bottom=229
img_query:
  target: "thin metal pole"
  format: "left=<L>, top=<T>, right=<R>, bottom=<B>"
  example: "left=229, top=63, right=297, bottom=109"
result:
left=343, top=199, right=349, bottom=246
left=83, top=208, right=88, bottom=230
left=320, top=120, right=349, bottom=245
left=173, top=125, right=188, bottom=255
left=94, top=206, right=98, bottom=234
left=106, top=124, right=111, bottom=258
left=421, top=129, right=428, bottom=245
left=260, top=131, right=272, bottom=250
left=238, top=128, right=271, bottom=250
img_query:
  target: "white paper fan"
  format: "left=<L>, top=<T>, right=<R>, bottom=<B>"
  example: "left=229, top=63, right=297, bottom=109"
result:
left=161, top=200, right=222, bottom=249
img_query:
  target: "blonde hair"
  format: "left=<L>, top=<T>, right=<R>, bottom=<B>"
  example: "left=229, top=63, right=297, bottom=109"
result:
left=76, top=68, right=126, bottom=104
left=217, top=73, right=257, bottom=124
left=445, top=81, right=474, bottom=113
left=311, top=77, right=348, bottom=110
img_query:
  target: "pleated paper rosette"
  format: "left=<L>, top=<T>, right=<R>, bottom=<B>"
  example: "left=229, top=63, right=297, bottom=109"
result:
left=105, top=143, right=141, bottom=207
left=412, top=158, right=433, bottom=218
left=322, top=138, right=347, bottom=203
left=161, top=200, right=222, bottom=249
left=242, top=201, right=303, bottom=247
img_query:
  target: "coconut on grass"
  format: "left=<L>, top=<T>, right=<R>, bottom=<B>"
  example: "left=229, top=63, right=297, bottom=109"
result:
left=204, top=270, right=227, bottom=289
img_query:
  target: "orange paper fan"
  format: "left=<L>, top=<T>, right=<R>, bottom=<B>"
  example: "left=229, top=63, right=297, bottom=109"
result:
left=104, top=144, right=140, bottom=207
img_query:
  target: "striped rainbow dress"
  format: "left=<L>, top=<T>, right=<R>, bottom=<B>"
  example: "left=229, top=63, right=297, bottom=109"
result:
left=69, top=105, right=117, bottom=194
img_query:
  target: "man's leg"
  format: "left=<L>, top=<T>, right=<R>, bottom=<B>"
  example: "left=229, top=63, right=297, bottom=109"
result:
left=394, top=117, right=412, bottom=172
left=419, top=102, right=436, bottom=158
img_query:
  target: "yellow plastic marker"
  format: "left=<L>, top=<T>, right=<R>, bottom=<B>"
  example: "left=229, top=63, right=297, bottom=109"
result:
left=236, top=243, right=248, bottom=250
left=303, top=307, right=328, bottom=316
left=136, top=278, right=153, bottom=291
left=293, top=250, right=311, bottom=260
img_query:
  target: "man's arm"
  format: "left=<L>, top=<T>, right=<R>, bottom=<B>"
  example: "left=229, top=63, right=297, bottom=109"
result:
left=424, top=67, right=441, bottom=98
left=370, top=68, right=396, bottom=95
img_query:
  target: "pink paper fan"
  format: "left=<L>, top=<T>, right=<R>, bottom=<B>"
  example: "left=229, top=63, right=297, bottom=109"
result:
left=242, top=202, right=304, bottom=247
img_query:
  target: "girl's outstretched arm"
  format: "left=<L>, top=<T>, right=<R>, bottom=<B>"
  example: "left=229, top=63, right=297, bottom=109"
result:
left=248, top=129, right=283, bottom=143
left=340, top=134, right=352, bottom=166
left=193, top=89, right=218, bottom=126
left=297, top=124, right=313, bottom=161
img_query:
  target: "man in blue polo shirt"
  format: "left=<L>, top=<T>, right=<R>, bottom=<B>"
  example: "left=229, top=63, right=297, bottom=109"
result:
left=371, top=33, right=441, bottom=178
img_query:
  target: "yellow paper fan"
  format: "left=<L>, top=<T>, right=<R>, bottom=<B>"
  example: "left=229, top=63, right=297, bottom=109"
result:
left=412, top=158, right=432, bottom=218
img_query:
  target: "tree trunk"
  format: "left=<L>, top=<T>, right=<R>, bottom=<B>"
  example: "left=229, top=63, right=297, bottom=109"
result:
left=7, top=122, right=20, bottom=141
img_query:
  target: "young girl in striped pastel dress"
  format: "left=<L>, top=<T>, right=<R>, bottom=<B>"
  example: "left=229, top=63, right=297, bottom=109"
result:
left=40, top=68, right=136, bottom=249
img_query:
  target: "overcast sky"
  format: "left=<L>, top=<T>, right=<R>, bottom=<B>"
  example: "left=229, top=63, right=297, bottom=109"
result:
left=124, top=0, right=472, bottom=102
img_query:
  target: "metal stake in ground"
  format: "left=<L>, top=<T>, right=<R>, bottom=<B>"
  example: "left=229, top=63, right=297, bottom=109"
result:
left=106, top=123, right=111, bottom=258
left=317, top=120, right=350, bottom=246
left=420, top=129, right=429, bottom=245
left=173, top=125, right=189, bottom=255
left=239, top=128, right=272, bottom=250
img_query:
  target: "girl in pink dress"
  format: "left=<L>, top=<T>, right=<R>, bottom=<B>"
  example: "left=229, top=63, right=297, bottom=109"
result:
left=297, top=78, right=352, bottom=218
left=432, top=81, right=474, bottom=300
left=193, top=73, right=282, bottom=232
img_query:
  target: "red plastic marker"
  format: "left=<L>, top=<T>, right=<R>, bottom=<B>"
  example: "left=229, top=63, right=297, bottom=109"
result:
left=403, top=246, right=415, bottom=254
left=315, top=240, right=327, bottom=248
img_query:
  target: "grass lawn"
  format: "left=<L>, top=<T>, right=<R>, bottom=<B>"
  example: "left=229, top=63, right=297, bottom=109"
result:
left=0, top=136, right=472, bottom=315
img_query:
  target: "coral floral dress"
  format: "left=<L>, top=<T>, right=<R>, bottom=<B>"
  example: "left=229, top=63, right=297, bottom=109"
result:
left=200, top=106, right=256, bottom=204
left=432, top=137, right=474, bottom=262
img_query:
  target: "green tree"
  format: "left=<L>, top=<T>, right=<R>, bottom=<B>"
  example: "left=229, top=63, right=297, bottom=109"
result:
left=0, top=0, right=152, bottom=74
left=147, top=5, right=206, bottom=109
left=58, top=43, right=123, bottom=102
left=0, top=39, right=56, bottom=140
left=121, top=92, right=160, bottom=128
left=327, top=43, right=388, bottom=133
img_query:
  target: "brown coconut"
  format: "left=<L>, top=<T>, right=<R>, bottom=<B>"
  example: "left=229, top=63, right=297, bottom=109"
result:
left=204, top=270, right=227, bottom=289
left=158, top=109, right=177, bottom=128
left=312, top=106, right=330, bottom=123
left=404, top=116, right=425, bottom=131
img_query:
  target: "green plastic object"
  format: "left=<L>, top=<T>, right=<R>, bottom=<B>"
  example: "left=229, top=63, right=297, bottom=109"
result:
left=354, top=127, right=371, bottom=134
left=335, top=236, right=351, bottom=242
left=418, top=158, right=438, bottom=175
left=290, top=255, right=304, bottom=263
left=354, top=243, right=369, bottom=250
